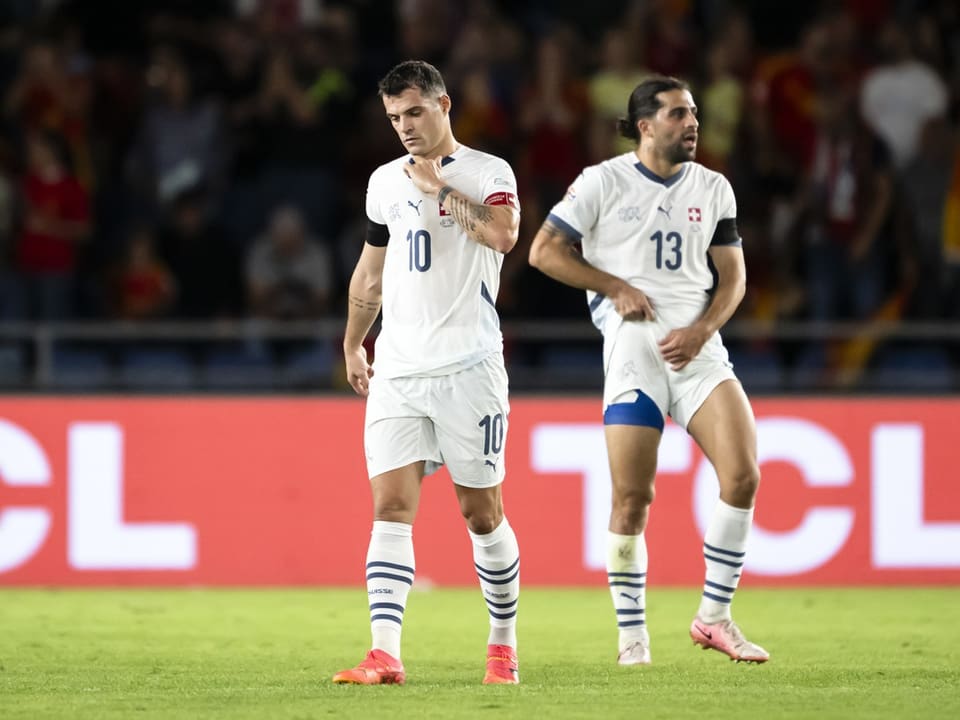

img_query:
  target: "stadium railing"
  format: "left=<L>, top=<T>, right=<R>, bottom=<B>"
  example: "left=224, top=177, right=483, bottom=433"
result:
left=0, top=319, right=957, bottom=393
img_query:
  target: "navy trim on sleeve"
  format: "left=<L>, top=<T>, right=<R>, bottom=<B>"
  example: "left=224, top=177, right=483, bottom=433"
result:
left=366, top=220, right=389, bottom=247
left=710, top=218, right=742, bottom=247
left=546, top=213, right=583, bottom=242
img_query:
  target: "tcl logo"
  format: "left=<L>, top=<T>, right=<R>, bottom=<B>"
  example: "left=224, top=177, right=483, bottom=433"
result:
left=0, top=419, right=196, bottom=573
left=532, top=418, right=960, bottom=575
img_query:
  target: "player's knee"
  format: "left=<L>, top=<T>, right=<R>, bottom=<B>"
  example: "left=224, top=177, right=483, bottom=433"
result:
left=725, top=464, right=760, bottom=504
left=611, top=485, right=654, bottom=530
left=373, top=497, right=418, bottom=523
left=461, top=506, right=503, bottom=535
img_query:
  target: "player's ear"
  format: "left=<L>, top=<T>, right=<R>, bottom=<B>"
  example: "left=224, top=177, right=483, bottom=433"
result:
left=637, top=118, right=651, bottom=139
left=439, top=94, right=451, bottom=115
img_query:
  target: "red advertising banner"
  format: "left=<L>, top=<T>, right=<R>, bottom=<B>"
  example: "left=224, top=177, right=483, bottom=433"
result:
left=0, top=397, right=958, bottom=586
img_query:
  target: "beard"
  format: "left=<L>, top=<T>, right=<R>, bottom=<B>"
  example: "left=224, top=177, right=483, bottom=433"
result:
left=666, top=139, right=696, bottom=164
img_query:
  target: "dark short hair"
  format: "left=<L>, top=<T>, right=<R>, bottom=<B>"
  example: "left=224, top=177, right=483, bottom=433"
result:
left=617, top=75, right=690, bottom=141
left=377, top=60, right=447, bottom=98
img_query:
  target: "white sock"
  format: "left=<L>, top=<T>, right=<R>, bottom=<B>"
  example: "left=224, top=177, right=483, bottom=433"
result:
left=470, top=517, right=520, bottom=649
left=698, top=500, right=752, bottom=623
left=366, top=520, right=415, bottom=659
left=607, top=532, right=649, bottom=651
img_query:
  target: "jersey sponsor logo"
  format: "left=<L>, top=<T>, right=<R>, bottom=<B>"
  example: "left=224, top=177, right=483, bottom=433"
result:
left=688, top=207, right=702, bottom=222
left=482, top=191, right=518, bottom=209
left=657, top=204, right=673, bottom=219
left=407, top=199, right=423, bottom=216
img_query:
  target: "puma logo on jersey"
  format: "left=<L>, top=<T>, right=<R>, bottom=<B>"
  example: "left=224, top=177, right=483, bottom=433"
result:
left=657, top=205, right=672, bottom=219
left=408, top=199, right=423, bottom=216
left=484, top=458, right=498, bottom=470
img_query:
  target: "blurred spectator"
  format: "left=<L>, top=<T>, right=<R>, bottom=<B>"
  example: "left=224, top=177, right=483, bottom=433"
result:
left=113, top=225, right=176, bottom=320
left=245, top=204, right=333, bottom=320
left=126, top=44, right=226, bottom=217
left=586, top=27, right=649, bottom=163
left=4, top=36, right=93, bottom=188
left=794, top=85, right=894, bottom=321
left=697, top=34, right=746, bottom=176
left=860, top=20, right=949, bottom=171
left=452, top=67, right=512, bottom=160
left=156, top=186, right=240, bottom=318
left=11, top=128, right=90, bottom=320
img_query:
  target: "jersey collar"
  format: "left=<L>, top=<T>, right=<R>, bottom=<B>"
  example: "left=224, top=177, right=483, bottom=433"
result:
left=634, top=160, right=686, bottom=187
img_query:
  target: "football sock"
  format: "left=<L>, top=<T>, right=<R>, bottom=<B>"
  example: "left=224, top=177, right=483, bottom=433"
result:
left=366, top=520, right=415, bottom=659
left=607, top=532, right=648, bottom=650
left=470, top=517, right=520, bottom=649
left=698, top=500, right=752, bottom=623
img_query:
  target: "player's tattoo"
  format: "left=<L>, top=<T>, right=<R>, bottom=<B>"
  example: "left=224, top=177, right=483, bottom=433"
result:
left=446, top=193, right=496, bottom=248
left=541, top=219, right=588, bottom=264
left=348, top=294, right=380, bottom=311
left=437, top=184, right=454, bottom=204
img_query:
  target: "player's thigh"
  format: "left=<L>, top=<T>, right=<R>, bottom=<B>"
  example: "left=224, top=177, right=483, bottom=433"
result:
left=602, top=321, right=670, bottom=414
left=365, top=375, right=442, bottom=479
left=434, top=356, right=509, bottom=488
left=604, top=423, right=661, bottom=503
left=686, top=378, right=758, bottom=480
left=370, top=461, right=426, bottom=522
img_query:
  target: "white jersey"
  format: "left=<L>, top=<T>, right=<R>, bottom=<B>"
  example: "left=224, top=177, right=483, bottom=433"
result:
left=547, top=153, right=741, bottom=335
left=366, top=144, right=519, bottom=378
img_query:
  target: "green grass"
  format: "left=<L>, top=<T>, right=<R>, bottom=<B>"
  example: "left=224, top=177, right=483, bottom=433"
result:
left=1, top=588, right=958, bottom=719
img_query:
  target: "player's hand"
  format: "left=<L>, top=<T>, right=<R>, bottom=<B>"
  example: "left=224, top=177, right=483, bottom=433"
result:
left=609, top=281, right=655, bottom=321
left=404, top=156, right=444, bottom=196
left=658, top=325, right=710, bottom=371
left=344, top=345, right=374, bottom=397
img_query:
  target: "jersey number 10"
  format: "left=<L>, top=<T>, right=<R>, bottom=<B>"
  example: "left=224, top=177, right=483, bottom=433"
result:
left=406, top=229, right=432, bottom=272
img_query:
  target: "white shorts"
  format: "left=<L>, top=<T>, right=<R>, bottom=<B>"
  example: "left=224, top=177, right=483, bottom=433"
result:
left=602, top=319, right=736, bottom=430
left=364, top=354, right=510, bottom=488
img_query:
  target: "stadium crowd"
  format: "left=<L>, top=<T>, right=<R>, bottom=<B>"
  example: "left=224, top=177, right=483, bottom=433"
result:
left=0, top=0, right=958, bottom=387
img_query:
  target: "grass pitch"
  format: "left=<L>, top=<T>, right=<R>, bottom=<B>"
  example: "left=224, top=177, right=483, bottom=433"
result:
left=1, top=587, right=958, bottom=719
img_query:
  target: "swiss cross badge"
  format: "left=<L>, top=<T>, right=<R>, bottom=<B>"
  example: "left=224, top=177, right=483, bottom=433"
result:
left=688, top=207, right=701, bottom=222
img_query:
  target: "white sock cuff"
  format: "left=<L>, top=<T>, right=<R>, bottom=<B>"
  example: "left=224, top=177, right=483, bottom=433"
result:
left=372, top=520, right=413, bottom=538
left=468, top=517, right=512, bottom=546
left=717, top=499, right=754, bottom=518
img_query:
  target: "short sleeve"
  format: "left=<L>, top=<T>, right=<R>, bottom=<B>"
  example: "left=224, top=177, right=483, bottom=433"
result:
left=545, top=167, right=603, bottom=240
left=717, top=175, right=737, bottom=221
left=479, top=159, right=520, bottom=211
left=365, top=171, right=384, bottom=224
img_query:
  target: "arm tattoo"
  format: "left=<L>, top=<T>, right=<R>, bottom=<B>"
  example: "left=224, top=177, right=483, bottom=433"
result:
left=437, top=185, right=454, bottom=204
left=445, top=193, right=497, bottom=248
left=541, top=219, right=588, bottom=265
left=348, top=294, right=380, bottom=312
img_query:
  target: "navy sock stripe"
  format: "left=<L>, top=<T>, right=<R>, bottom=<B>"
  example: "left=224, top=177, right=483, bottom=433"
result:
left=477, top=568, right=519, bottom=585
left=475, top=557, right=520, bottom=576
left=703, top=542, right=746, bottom=558
left=488, top=609, right=518, bottom=620
left=616, top=608, right=645, bottom=615
left=704, top=579, right=737, bottom=593
left=607, top=572, right=647, bottom=578
left=702, top=591, right=732, bottom=604
left=618, top=620, right=646, bottom=628
left=703, top=553, right=743, bottom=568
left=370, top=614, right=403, bottom=624
left=366, top=560, right=415, bottom=574
left=369, top=602, right=405, bottom=612
left=366, top=572, right=414, bottom=585
left=485, top=599, right=518, bottom=609
left=608, top=581, right=645, bottom=589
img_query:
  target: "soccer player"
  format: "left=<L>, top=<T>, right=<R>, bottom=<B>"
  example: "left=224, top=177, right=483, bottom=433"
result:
left=528, top=76, right=769, bottom=666
left=332, top=60, right=522, bottom=685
